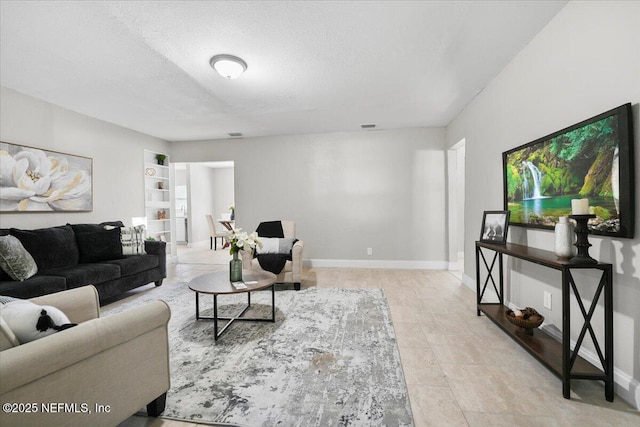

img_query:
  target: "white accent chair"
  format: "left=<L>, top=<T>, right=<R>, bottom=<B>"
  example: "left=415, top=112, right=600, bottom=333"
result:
left=206, top=214, right=231, bottom=250
left=241, top=220, right=304, bottom=290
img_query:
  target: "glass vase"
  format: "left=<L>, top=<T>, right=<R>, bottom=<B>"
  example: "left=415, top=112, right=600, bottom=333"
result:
left=229, top=252, right=242, bottom=282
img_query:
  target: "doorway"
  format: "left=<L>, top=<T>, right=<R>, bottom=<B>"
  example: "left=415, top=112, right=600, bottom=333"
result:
left=447, top=139, right=466, bottom=279
left=173, top=161, right=235, bottom=264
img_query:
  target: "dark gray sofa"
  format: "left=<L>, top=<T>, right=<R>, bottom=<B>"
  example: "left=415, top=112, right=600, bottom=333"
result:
left=0, top=222, right=166, bottom=304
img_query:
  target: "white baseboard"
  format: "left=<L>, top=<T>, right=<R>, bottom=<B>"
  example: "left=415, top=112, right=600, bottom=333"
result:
left=470, top=284, right=640, bottom=410
left=305, top=259, right=448, bottom=269
left=538, top=321, right=640, bottom=409
left=615, top=370, right=640, bottom=410
left=461, top=273, right=475, bottom=291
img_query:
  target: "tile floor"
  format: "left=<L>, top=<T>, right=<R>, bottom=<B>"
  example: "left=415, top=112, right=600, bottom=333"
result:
left=117, top=246, right=639, bottom=426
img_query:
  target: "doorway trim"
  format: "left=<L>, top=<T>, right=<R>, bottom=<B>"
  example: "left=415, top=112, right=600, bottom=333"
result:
left=447, top=138, right=466, bottom=273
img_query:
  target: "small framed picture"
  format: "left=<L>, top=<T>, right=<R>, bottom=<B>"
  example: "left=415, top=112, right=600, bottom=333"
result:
left=480, top=210, right=510, bottom=244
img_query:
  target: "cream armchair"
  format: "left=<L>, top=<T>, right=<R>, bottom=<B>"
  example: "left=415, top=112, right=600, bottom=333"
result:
left=241, top=220, right=304, bottom=290
left=0, top=286, right=171, bottom=427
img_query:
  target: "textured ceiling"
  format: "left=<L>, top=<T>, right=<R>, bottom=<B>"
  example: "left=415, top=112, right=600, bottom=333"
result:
left=0, top=1, right=567, bottom=141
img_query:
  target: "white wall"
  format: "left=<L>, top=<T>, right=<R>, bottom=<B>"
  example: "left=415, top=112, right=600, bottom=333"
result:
left=210, top=166, right=234, bottom=225
left=182, top=164, right=233, bottom=247
left=455, top=144, right=465, bottom=254
left=446, top=1, right=640, bottom=408
left=447, top=140, right=466, bottom=268
left=0, top=87, right=169, bottom=229
left=186, top=164, right=216, bottom=245
left=170, top=128, right=447, bottom=267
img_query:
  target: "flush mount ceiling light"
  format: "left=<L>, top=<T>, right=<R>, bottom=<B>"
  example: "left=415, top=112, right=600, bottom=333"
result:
left=210, top=54, right=247, bottom=79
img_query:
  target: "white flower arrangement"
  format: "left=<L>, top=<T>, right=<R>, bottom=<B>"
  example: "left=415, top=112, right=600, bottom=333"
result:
left=225, top=228, right=262, bottom=256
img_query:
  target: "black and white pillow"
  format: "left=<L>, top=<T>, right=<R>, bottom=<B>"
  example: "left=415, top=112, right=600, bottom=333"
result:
left=104, top=225, right=146, bottom=255
left=0, top=295, right=19, bottom=305
left=256, top=237, right=297, bottom=255
left=0, top=300, right=76, bottom=344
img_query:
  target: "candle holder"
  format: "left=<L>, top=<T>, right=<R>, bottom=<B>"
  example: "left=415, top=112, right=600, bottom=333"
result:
left=568, top=214, right=597, bottom=264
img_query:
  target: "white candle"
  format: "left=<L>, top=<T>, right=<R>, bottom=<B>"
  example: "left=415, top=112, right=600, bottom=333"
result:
left=571, top=198, right=590, bottom=215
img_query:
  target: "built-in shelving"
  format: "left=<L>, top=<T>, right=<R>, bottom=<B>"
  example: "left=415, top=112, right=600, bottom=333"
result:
left=144, top=149, right=174, bottom=257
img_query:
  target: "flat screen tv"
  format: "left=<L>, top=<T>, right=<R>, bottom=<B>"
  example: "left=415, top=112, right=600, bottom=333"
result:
left=503, top=103, right=635, bottom=238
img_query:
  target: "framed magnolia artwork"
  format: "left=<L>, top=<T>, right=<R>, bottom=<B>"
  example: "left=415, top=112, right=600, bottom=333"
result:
left=0, top=141, right=93, bottom=212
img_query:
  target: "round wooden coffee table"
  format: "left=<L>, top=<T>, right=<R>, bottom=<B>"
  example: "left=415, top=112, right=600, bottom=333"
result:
left=188, top=269, right=277, bottom=340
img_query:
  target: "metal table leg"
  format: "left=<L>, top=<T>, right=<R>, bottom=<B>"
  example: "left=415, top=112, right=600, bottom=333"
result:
left=194, top=285, right=277, bottom=340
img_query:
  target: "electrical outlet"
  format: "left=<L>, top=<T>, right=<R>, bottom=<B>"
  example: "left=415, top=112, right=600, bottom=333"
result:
left=367, top=247, right=373, bottom=256
left=544, top=291, right=552, bottom=310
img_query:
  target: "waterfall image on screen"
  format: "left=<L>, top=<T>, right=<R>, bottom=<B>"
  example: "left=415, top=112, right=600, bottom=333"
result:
left=504, top=115, right=622, bottom=234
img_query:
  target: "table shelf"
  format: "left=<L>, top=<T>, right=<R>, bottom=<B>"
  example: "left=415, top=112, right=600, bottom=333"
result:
left=475, top=241, right=613, bottom=401
left=478, top=303, right=603, bottom=378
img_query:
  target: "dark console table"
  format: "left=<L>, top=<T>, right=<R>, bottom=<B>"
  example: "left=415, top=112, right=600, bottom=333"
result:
left=475, top=241, right=613, bottom=401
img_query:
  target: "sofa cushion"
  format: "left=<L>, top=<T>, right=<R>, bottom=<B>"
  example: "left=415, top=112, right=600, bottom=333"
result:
left=102, top=255, right=159, bottom=277
left=76, top=228, right=124, bottom=263
left=0, top=300, right=73, bottom=344
left=70, top=221, right=125, bottom=235
left=70, top=223, right=104, bottom=234
left=73, top=222, right=145, bottom=256
left=39, top=263, right=120, bottom=289
left=0, top=235, right=38, bottom=281
left=10, top=225, right=79, bottom=270
left=101, top=221, right=126, bottom=228
left=0, top=276, right=67, bottom=300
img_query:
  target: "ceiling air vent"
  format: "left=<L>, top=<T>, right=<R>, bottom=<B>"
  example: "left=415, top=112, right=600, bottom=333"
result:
left=228, top=132, right=243, bottom=138
left=360, top=124, right=376, bottom=129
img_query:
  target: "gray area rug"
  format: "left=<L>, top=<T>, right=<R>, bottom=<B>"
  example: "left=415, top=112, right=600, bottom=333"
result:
left=107, top=284, right=413, bottom=426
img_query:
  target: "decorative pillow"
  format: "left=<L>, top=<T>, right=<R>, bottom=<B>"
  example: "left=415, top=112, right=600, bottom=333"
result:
left=10, top=225, right=79, bottom=270
left=0, top=295, right=19, bottom=305
left=0, top=300, right=76, bottom=344
left=106, top=225, right=146, bottom=255
left=76, top=228, right=124, bottom=263
left=0, top=230, right=10, bottom=281
left=70, top=221, right=126, bottom=235
left=70, top=223, right=106, bottom=234
left=256, top=237, right=297, bottom=255
left=0, top=235, right=38, bottom=281
left=129, top=225, right=146, bottom=254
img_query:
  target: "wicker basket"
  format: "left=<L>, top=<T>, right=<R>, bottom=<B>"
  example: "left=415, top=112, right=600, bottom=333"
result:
left=505, top=307, right=544, bottom=334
